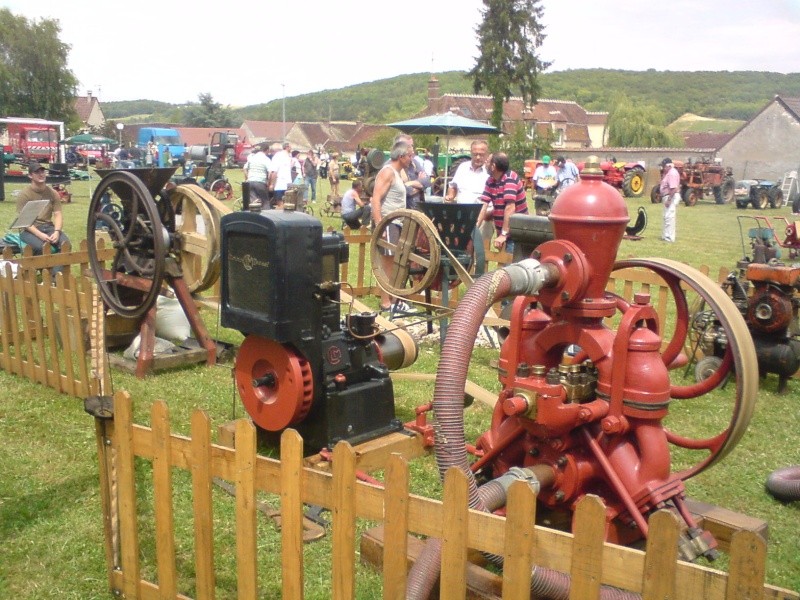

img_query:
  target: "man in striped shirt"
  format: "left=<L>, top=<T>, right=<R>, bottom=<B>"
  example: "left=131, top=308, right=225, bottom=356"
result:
left=475, top=152, right=529, bottom=252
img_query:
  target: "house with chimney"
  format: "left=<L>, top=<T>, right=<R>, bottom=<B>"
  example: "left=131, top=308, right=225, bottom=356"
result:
left=73, top=91, right=106, bottom=131
left=416, top=76, right=608, bottom=153
left=240, top=119, right=391, bottom=154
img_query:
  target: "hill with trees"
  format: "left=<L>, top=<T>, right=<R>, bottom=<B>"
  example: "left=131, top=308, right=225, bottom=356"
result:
left=103, top=69, right=800, bottom=128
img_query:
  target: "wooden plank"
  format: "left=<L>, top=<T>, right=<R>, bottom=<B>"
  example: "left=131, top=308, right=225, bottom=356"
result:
left=93, top=418, right=116, bottom=591
left=67, top=278, right=90, bottom=397
left=304, top=430, right=428, bottom=474
left=383, top=454, right=410, bottom=600
left=441, top=468, right=469, bottom=600
left=502, top=481, right=536, bottom=600
left=569, top=496, right=606, bottom=600
left=234, top=419, right=258, bottom=599
left=151, top=401, right=178, bottom=598
left=190, top=409, right=216, bottom=600
left=726, top=531, right=767, bottom=600
left=684, top=498, right=769, bottom=553
left=28, top=275, right=47, bottom=385
left=642, top=510, right=679, bottom=600
left=332, top=441, right=357, bottom=600
left=391, top=371, right=498, bottom=408
left=114, top=391, right=142, bottom=598
left=281, top=430, right=305, bottom=600
left=0, top=264, right=14, bottom=373
left=18, top=272, right=35, bottom=381
left=42, top=274, right=61, bottom=390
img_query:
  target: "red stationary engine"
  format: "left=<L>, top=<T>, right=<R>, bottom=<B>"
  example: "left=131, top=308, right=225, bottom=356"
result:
left=430, top=157, right=759, bottom=561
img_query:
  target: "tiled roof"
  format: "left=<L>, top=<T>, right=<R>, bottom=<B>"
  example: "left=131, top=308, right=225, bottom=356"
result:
left=173, top=127, right=249, bottom=146
left=242, top=120, right=294, bottom=139
left=681, top=132, right=733, bottom=150
left=74, top=96, right=99, bottom=122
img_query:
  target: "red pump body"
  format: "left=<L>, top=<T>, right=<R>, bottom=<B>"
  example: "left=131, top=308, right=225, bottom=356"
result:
left=475, top=167, right=714, bottom=553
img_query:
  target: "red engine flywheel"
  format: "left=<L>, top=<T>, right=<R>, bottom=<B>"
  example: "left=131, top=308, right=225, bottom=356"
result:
left=235, top=335, right=314, bottom=431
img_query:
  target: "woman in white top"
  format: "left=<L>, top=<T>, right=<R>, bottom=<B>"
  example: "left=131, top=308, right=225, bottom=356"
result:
left=371, top=141, right=413, bottom=311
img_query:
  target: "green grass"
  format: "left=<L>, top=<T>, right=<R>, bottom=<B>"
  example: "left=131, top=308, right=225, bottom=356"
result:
left=0, top=172, right=798, bottom=597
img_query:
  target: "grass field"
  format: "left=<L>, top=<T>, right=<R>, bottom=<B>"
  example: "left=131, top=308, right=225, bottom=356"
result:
left=0, top=166, right=798, bottom=598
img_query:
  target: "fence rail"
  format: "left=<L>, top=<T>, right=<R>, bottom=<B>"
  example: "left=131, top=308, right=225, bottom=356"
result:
left=90, top=391, right=798, bottom=600
left=0, top=240, right=118, bottom=397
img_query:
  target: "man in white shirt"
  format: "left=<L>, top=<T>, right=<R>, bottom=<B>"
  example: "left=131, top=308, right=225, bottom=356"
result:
left=268, top=142, right=292, bottom=209
left=243, top=144, right=271, bottom=211
left=445, top=140, right=493, bottom=243
left=445, top=140, right=489, bottom=204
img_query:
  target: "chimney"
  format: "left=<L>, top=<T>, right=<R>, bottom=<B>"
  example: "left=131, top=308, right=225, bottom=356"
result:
left=87, top=90, right=92, bottom=101
left=428, top=76, right=439, bottom=107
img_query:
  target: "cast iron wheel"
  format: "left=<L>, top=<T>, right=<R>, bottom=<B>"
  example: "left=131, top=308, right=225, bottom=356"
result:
left=87, top=170, right=169, bottom=319
left=650, top=184, right=662, bottom=204
left=209, top=179, right=234, bottom=202
left=752, top=188, right=769, bottom=210
left=682, top=187, right=699, bottom=207
left=694, top=355, right=724, bottom=384
left=720, top=178, right=735, bottom=203
left=611, top=258, right=758, bottom=480
left=370, top=209, right=440, bottom=297
left=769, top=188, right=784, bottom=209
left=622, top=167, right=646, bottom=197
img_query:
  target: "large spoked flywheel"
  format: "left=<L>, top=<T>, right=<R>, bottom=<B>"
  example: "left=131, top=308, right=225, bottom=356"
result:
left=611, top=258, right=759, bottom=480
left=87, top=171, right=170, bottom=319
left=370, top=209, right=441, bottom=297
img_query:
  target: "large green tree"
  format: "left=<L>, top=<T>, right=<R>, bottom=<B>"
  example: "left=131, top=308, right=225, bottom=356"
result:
left=468, top=0, right=551, bottom=128
left=182, top=93, right=238, bottom=128
left=607, top=93, right=684, bottom=148
left=0, top=9, right=78, bottom=121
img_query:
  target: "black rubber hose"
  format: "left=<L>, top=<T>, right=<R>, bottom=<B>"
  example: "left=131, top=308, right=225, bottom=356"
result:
left=765, top=466, right=800, bottom=502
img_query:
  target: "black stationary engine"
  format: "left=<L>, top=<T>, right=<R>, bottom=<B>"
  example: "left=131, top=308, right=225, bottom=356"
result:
left=221, top=210, right=415, bottom=451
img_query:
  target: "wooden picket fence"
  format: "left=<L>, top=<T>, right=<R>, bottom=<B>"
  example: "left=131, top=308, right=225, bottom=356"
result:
left=0, top=240, right=116, bottom=398
left=89, top=390, right=798, bottom=600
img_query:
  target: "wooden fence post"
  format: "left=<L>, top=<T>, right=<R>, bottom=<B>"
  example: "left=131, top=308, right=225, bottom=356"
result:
left=190, top=409, right=216, bottom=600
left=281, top=430, right=305, bottom=600
left=332, top=441, right=357, bottom=600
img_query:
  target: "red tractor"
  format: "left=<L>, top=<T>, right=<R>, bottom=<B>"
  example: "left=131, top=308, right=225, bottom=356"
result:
left=577, top=156, right=647, bottom=197
left=651, top=157, right=735, bottom=206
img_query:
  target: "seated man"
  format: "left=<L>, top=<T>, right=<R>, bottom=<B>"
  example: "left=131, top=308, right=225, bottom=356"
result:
left=341, top=180, right=369, bottom=229
left=16, top=162, right=72, bottom=273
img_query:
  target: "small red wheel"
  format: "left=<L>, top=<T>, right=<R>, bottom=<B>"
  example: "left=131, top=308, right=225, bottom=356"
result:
left=235, top=335, right=314, bottom=431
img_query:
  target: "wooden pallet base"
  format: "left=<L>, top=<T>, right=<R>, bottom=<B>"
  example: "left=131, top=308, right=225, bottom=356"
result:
left=108, top=337, right=235, bottom=376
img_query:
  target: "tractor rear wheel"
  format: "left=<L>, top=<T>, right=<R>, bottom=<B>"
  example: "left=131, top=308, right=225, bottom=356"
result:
left=650, top=184, right=662, bottom=204
left=622, top=167, right=646, bottom=197
left=720, top=177, right=735, bottom=203
left=769, top=187, right=784, bottom=208
left=683, top=187, right=700, bottom=207
left=735, top=198, right=749, bottom=209
left=752, top=188, right=769, bottom=210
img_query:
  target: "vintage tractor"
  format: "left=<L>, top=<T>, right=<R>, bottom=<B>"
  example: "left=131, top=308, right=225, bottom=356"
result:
left=734, top=179, right=784, bottom=209
left=404, top=157, right=758, bottom=598
left=689, top=215, right=800, bottom=394
left=651, top=157, right=735, bottom=206
left=576, top=157, right=647, bottom=197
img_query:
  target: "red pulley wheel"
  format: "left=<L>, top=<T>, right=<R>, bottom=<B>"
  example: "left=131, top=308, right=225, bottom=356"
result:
left=235, top=335, right=314, bottom=431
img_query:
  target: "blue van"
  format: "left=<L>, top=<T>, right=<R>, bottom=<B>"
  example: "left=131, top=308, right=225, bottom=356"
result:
left=137, top=127, right=184, bottom=165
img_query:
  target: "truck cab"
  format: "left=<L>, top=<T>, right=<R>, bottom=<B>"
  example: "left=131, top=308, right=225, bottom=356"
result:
left=137, top=127, right=185, bottom=165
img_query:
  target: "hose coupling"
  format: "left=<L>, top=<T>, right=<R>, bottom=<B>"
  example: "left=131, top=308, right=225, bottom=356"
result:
left=503, top=259, right=556, bottom=296
left=493, top=466, right=542, bottom=495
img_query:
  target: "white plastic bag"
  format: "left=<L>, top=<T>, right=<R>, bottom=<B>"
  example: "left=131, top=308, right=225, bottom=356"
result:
left=155, top=296, right=191, bottom=341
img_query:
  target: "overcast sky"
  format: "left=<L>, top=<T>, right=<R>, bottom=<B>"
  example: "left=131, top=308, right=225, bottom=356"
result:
left=4, top=0, right=799, bottom=108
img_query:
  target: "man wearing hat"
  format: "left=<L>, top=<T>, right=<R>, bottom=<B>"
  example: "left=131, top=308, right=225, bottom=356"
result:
left=15, top=161, right=71, bottom=267
left=532, top=155, right=558, bottom=195
left=659, top=158, right=681, bottom=242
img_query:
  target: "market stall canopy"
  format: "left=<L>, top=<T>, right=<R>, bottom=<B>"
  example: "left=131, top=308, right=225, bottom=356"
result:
left=388, top=112, right=501, bottom=138
left=388, top=112, right=501, bottom=187
left=61, top=134, right=118, bottom=145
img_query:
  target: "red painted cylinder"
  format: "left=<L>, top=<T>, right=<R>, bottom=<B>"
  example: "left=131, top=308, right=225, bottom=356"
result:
left=549, top=157, right=629, bottom=301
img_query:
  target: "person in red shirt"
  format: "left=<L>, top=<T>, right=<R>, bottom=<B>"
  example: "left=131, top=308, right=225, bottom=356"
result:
left=475, top=152, right=529, bottom=252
